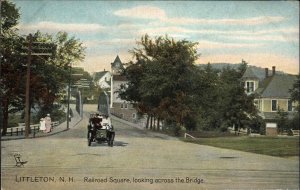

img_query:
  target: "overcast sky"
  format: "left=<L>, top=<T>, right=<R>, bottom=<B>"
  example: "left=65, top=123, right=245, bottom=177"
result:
left=13, top=1, right=299, bottom=74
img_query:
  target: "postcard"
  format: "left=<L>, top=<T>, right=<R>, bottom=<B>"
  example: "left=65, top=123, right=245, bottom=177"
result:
left=1, top=1, right=299, bottom=189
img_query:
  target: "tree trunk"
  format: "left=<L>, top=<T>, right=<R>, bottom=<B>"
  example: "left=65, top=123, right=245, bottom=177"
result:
left=153, top=117, right=156, bottom=130
left=145, top=114, right=150, bottom=129
left=150, top=115, right=153, bottom=130
left=1, top=98, right=9, bottom=136
left=157, top=118, right=160, bottom=131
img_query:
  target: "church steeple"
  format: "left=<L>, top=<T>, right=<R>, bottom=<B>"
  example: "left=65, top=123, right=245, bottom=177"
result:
left=111, top=55, right=124, bottom=75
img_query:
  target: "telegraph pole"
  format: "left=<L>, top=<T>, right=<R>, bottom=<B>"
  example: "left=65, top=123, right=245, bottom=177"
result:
left=24, top=34, right=55, bottom=137
left=66, top=62, right=71, bottom=129
left=25, top=34, right=32, bottom=138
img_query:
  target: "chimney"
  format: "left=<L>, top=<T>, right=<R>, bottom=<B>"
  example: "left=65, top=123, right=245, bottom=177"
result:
left=272, top=66, right=276, bottom=76
left=265, top=68, right=269, bottom=78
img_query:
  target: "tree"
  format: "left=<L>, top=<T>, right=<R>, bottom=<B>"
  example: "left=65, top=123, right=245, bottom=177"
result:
left=276, top=108, right=289, bottom=134
left=0, top=0, right=24, bottom=134
left=0, top=0, right=20, bottom=32
left=120, top=34, right=199, bottom=130
left=289, top=74, right=300, bottom=112
left=216, top=63, right=257, bottom=133
left=30, top=31, right=85, bottom=122
left=0, top=2, right=85, bottom=135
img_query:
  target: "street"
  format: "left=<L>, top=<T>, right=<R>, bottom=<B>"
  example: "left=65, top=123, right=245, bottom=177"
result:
left=1, top=105, right=299, bottom=190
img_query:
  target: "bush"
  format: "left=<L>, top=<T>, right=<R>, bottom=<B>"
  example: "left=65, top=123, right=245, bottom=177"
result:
left=7, top=114, right=21, bottom=128
left=288, top=113, right=299, bottom=130
left=248, top=116, right=265, bottom=134
left=34, top=103, right=66, bottom=123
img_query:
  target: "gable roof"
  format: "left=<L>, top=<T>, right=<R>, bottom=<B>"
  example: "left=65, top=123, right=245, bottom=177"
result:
left=257, top=74, right=297, bottom=98
left=94, top=71, right=109, bottom=81
left=241, top=67, right=259, bottom=80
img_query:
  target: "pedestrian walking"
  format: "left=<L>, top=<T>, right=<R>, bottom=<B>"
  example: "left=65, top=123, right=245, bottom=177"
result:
left=39, top=118, right=46, bottom=132
left=45, top=114, right=52, bottom=133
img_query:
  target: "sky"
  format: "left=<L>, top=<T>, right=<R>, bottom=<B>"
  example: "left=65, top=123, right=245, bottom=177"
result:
left=12, top=1, right=299, bottom=74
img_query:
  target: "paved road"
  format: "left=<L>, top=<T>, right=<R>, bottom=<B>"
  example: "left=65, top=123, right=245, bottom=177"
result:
left=1, top=105, right=299, bottom=190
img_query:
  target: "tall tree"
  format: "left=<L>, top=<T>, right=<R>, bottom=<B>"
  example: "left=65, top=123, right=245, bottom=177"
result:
left=0, top=0, right=24, bottom=134
left=30, top=31, right=85, bottom=120
left=0, top=2, right=85, bottom=135
left=120, top=34, right=199, bottom=129
left=219, top=63, right=257, bottom=132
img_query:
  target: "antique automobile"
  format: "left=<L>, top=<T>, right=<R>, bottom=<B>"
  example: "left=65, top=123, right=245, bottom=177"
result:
left=87, top=113, right=115, bottom=147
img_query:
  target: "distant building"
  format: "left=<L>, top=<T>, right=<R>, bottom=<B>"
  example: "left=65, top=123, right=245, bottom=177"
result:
left=110, top=56, right=138, bottom=122
left=93, top=70, right=111, bottom=89
left=242, top=66, right=298, bottom=121
left=111, top=55, right=124, bottom=75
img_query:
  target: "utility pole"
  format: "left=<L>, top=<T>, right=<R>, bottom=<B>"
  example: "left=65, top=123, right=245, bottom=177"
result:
left=23, top=35, right=55, bottom=137
left=66, top=62, right=71, bottom=129
left=25, top=34, right=32, bottom=138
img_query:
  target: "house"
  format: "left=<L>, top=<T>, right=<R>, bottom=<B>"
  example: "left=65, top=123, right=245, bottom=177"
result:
left=242, top=66, right=298, bottom=121
left=93, top=70, right=111, bottom=89
left=110, top=56, right=138, bottom=122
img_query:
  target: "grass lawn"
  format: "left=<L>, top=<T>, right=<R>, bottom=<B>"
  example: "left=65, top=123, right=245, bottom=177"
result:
left=182, top=136, right=299, bottom=157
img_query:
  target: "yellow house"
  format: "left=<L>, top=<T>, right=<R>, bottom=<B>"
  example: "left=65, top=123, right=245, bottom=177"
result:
left=242, top=66, right=297, bottom=121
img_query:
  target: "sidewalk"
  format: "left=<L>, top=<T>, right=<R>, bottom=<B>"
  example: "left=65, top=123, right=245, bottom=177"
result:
left=0, top=105, right=83, bottom=141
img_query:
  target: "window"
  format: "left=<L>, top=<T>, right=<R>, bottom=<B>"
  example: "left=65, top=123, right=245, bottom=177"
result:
left=246, top=81, right=254, bottom=93
left=121, top=104, right=123, bottom=109
left=124, top=103, right=128, bottom=109
left=288, top=100, right=293, bottom=111
left=132, top=113, right=136, bottom=119
left=271, top=100, right=277, bottom=111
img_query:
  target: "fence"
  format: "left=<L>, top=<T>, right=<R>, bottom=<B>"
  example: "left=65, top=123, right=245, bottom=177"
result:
left=1, top=121, right=59, bottom=138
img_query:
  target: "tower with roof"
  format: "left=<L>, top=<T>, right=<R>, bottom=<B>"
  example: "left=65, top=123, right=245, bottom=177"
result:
left=111, top=55, right=124, bottom=75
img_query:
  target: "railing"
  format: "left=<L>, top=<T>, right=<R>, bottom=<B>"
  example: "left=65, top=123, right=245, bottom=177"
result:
left=228, top=127, right=248, bottom=135
left=291, top=130, right=299, bottom=136
left=184, top=133, right=196, bottom=139
left=1, top=121, right=59, bottom=137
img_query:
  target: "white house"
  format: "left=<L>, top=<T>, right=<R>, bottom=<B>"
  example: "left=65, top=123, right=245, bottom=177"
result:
left=109, top=56, right=138, bottom=122
left=93, top=70, right=111, bottom=89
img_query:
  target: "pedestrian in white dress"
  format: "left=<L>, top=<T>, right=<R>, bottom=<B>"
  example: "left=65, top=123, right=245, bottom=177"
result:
left=45, top=114, right=52, bottom=133
left=39, top=118, right=46, bottom=132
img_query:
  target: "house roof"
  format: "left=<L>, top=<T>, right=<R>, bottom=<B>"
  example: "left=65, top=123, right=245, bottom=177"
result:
left=94, top=71, right=109, bottom=81
left=241, top=67, right=259, bottom=80
left=257, top=74, right=297, bottom=98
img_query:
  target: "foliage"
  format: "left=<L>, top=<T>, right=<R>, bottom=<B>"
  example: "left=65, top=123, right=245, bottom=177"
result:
left=288, top=113, right=299, bottom=130
left=276, top=108, right=289, bottom=133
left=1, top=0, right=24, bottom=132
left=120, top=34, right=260, bottom=132
left=289, top=74, right=300, bottom=112
left=33, top=103, right=66, bottom=124
left=0, top=0, right=20, bottom=32
left=0, top=1, right=86, bottom=135
left=247, top=115, right=265, bottom=135
left=119, top=34, right=199, bottom=128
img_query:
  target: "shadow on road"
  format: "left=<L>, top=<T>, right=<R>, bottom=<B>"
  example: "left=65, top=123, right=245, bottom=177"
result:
left=88, top=140, right=128, bottom=147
